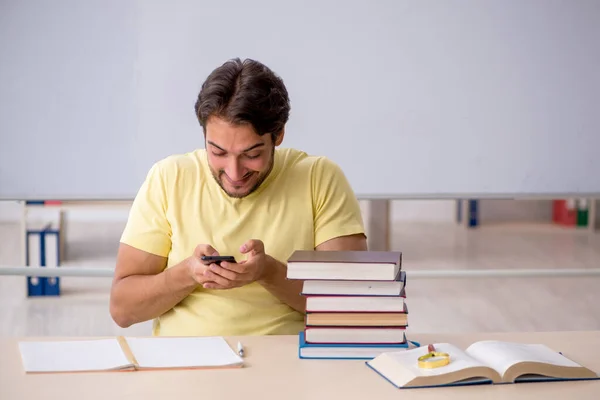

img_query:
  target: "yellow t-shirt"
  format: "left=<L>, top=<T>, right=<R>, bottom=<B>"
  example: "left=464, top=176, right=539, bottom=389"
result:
left=120, top=147, right=365, bottom=336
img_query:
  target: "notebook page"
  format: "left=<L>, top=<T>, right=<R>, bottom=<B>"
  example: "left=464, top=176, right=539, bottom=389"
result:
left=466, top=341, right=582, bottom=377
left=125, top=336, right=243, bottom=368
left=18, top=339, right=131, bottom=372
left=383, top=343, right=488, bottom=377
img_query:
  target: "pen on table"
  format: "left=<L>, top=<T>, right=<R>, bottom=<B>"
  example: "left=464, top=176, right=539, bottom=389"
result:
left=237, top=341, right=244, bottom=357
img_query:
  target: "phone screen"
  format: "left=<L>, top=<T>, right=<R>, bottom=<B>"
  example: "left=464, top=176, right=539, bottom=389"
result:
left=201, top=255, right=236, bottom=264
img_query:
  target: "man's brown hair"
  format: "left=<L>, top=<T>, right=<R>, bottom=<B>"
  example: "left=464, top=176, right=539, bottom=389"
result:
left=195, top=58, right=290, bottom=141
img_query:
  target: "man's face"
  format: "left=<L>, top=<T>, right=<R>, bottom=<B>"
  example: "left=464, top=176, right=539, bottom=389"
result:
left=205, top=116, right=280, bottom=198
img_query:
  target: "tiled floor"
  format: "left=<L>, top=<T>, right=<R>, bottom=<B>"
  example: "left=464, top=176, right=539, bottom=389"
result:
left=0, top=219, right=599, bottom=337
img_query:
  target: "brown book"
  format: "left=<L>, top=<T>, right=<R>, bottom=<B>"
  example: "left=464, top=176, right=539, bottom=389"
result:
left=288, top=250, right=402, bottom=264
left=287, top=251, right=402, bottom=281
left=306, top=312, right=408, bottom=327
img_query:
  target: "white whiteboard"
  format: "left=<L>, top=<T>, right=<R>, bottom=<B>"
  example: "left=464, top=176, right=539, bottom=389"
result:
left=1, top=0, right=599, bottom=200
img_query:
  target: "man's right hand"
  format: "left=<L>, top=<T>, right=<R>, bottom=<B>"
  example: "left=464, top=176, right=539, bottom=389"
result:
left=110, top=242, right=228, bottom=328
left=187, top=244, right=220, bottom=286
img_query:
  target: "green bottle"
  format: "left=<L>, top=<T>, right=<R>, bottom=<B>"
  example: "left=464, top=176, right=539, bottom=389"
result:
left=577, top=198, right=589, bottom=227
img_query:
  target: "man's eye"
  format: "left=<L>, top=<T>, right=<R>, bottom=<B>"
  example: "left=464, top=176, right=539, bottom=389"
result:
left=246, top=153, right=260, bottom=159
left=212, top=152, right=226, bottom=157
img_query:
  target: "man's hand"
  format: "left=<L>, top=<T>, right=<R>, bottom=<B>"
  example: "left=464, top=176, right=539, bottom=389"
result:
left=188, top=244, right=222, bottom=286
left=201, top=239, right=269, bottom=289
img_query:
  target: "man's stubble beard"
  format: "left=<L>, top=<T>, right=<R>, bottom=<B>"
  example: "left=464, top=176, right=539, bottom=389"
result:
left=210, top=147, right=275, bottom=199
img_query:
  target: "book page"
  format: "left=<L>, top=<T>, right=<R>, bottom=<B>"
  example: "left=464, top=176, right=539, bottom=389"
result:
left=383, top=343, right=490, bottom=377
left=18, top=339, right=131, bottom=373
left=125, top=336, right=243, bottom=369
left=465, top=340, right=583, bottom=378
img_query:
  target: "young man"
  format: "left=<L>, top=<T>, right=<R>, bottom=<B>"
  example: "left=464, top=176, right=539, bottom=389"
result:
left=109, top=58, right=367, bottom=336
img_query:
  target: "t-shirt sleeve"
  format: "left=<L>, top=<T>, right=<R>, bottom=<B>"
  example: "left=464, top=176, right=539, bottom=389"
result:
left=311, top=157, right=366, bottom=247
left=120, top=162, right=172, bottom=257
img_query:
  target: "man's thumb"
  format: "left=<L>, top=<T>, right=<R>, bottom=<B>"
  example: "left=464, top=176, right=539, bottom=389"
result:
left=240, top=239, right=263, bottom=254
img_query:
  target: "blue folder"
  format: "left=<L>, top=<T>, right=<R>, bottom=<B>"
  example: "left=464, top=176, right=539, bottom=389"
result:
left=26, top=227, right=60, bottom=296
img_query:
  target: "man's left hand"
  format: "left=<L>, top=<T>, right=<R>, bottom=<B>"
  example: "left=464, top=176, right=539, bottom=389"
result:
left=201, top=239, right=271, bottom=290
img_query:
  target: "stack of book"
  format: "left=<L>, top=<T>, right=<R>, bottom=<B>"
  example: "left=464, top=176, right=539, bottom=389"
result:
left=287, top=250, right=411, bottom=360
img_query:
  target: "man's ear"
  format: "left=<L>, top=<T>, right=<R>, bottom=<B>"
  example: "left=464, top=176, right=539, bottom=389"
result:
left=273, top=128, right=285, bottom=146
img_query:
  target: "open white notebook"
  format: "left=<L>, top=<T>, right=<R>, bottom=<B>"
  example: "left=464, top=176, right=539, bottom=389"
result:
left=366, top=340, right=599, bottom=389
left=18, top=336, right=244, bottom=373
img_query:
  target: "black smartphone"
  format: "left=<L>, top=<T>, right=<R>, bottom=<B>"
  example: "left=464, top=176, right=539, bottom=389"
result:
left=200, top=255, right=236, bottom=265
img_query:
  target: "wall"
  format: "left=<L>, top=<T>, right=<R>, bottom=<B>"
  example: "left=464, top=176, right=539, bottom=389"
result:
left=0, top=202, right=19, bottom=221
left=3, top=1, right=600, bottom=200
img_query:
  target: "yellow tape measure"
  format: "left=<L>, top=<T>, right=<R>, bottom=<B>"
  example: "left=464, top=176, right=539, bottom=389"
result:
left=417, top=344, right=450, bottom=369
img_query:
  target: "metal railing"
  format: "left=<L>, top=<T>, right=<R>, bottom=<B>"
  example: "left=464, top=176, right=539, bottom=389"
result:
left=1, top=266, right=599, bottom=279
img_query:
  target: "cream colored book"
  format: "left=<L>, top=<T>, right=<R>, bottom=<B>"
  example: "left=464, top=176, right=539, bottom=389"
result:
left=366, top=341, right=599, bottom=389
left=18, top=336, right=244, bottom=373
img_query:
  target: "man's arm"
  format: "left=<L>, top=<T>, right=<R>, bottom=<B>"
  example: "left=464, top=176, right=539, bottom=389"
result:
left=109, top=244, right=195, bottom=327
left=315, top=233, right=368, bottom=252
left=258, top=233, right=367, bottom=313
left=109, top=243, right=217, bottom=328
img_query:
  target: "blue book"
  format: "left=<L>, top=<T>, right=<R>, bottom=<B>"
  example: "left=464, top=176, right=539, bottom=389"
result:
left=298, top=331, right=416, bottom=360
left=366, top=341, right=599, bottom=389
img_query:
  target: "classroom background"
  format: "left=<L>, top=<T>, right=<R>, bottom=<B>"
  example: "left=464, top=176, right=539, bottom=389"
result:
left=1, top=0, right=599, bottom=341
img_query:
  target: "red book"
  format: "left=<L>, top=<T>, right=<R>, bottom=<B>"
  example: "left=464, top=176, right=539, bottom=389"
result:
left=552, top=200, right=576, bottom=226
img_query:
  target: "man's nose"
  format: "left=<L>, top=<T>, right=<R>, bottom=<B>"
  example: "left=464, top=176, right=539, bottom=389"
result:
left=225, top=158, right=245, bottom=181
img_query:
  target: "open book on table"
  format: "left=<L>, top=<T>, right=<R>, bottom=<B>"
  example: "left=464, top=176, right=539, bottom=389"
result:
left=366, top=340, right=599, bottom=389
left=18, top=336, right=244, bottom=373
